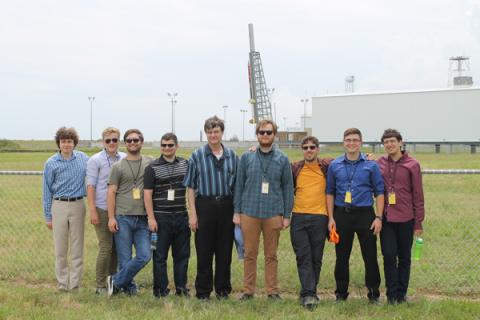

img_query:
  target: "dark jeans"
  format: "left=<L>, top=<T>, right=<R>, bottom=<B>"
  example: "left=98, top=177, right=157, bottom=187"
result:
left=333, top=206, right=380, bottom=299
left=153, top=212, right=191, bottom=296
left=194, top=197, right=234, bottom=298
left=380, top=219, right=414, bottom=301
left=290, top=213, right=328, bottom=298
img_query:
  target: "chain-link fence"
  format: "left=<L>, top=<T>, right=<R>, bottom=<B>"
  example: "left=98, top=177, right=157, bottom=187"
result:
left=1, top=171, right=479, bottom=296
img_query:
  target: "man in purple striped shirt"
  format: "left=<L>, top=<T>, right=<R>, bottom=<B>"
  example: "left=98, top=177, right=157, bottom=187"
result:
left=377, top=129, right=425, bottom=304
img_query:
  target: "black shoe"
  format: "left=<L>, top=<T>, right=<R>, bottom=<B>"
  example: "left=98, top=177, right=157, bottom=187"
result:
left=154, top=289, right=170, bottom=298
left=369, top=297, right=380, bottom=304
left=335, top=293, right=348, bottom=302
left=397, top=296, right=407, bottom=304
left=196, top=294, right=210, bottom=301
left=239, top=293, right=254, bottom=301
left=175, top=288, right=190, bottom=297
left=216, top=292, right=229, bottom=300
left=267, top=294, right=282, bottom=301
left=302, top=296, right=318, bottom=310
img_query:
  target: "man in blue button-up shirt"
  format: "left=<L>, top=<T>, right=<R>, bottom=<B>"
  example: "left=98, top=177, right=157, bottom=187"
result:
left=234, top=119, right=294, bottom=300
left=326, top=128, right=384, bottom=303
left=43, top=127, right=88, bottom=291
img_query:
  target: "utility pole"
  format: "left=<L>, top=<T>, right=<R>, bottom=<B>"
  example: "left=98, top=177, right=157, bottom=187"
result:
left=88, top=96, right=95, bottom=146
left=222, top=105, right=228, bottom=140
left=240, top=109, right=248, bottom=141
left=167, top=92, right=178, bottom=133
left=300, top=98, right=309, bottom=131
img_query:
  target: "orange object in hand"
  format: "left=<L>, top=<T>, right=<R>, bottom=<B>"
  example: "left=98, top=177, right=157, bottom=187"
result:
left=329, top=226, right=340, bottom=244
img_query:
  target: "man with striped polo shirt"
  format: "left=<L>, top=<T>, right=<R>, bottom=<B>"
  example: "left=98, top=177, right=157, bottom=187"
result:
left=43, top=127, right=88, bottom=291
left=290, top=136, right=333, bottom=309
left=86, top=127, right=126, bottom=294
left=144, top=132, right=190, bottom=298
left=183, top=116, right=239, bottom=300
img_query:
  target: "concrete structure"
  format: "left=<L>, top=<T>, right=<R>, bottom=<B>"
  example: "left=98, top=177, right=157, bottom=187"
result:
left=310, top=87, right=480, bottom=142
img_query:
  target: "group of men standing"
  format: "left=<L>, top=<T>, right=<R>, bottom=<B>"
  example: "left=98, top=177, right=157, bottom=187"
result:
left=42, top=117, right=424, bottom=308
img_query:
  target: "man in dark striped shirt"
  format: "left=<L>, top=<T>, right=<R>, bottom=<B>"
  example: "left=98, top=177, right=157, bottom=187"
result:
left=144, top=132, right=190, bottom=298
left=183, top=116, right=239, bottom=300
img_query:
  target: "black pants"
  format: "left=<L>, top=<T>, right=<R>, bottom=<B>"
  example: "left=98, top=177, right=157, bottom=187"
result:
left=290, top=213, right=328, bottom=298
left=380, top=219, right=414, bottom=302
left=194, top=197, right=234, bottom=298
left=334, top=206, right=380, bottom=299
left=152, top=212, right=191, bottom=296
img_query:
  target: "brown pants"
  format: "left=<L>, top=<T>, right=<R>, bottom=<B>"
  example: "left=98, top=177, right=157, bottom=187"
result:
left=241, top=214, right=282, bottom=295
left=51, top=199, right=85, bottom=290
left=94, top=208, right=117, bottom=288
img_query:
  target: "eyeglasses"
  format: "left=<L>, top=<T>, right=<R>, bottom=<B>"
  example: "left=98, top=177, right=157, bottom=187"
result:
left=104, top=138, right=118, bottom=144
left=125, top=138, right=141, bottom=144
left=344, top=139, right=361, bottom=143
left=161, top=143, right=175, bottom=148
left=302, top=145, right=317, bottom=151
left=258, top=130, right=273, bottom=136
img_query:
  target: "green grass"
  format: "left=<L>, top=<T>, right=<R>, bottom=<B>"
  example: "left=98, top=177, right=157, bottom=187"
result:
left=0, top=150, right=479, bottom=319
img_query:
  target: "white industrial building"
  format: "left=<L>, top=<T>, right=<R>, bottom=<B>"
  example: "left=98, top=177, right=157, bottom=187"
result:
left=310, top=87, right=480, bottom=142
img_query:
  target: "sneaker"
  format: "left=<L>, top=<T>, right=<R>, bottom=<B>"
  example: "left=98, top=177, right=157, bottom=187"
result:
left=216, top=292, right=229, bottom=300
left=175, top=288, right=190, bottom=297
left=95, top=288, right=107, bottom=295
left=107, top=276, right=119, bottom=297
left=302, top=296, right=317, bottom=310
left=368, top=296, right=380, bottom=304
left=196, top=294, right=210, bottom=301
left=239, top=293, right=254, bottom=301
left=267, top=294, right=282, bottom=301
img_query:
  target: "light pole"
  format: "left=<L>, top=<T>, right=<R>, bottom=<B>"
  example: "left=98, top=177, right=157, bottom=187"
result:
left=167, top=92, right=178, bottom=133
left=222, top=105, right=228, bottom=140
left=268, top=88, right=276, bottom=123
left=283, top=116, right=287, bottom=131
left=88, top=96, right=95, bottom=145
left=300, top=98, right=309, bottom=131
left=240, top=109, right=248, bottom=141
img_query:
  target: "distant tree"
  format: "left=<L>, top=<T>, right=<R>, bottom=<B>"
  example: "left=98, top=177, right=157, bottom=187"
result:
left=0, top=139, right=20, bottom=151
left=229, top=134, right=239, bottom=142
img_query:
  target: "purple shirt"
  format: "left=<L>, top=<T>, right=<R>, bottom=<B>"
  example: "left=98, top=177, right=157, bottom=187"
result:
left=378, top=152, right=425, bottom=230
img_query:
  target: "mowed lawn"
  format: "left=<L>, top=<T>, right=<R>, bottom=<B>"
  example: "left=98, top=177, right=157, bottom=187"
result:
left=0, top=149, right=479, bottom=319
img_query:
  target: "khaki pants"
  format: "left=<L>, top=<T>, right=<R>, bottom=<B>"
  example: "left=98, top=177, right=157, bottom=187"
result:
left=94, top=208, right=117, bottom=288
left=51, top=199, right=85, bottom=290
left=241, top=214, right=282, bottom=295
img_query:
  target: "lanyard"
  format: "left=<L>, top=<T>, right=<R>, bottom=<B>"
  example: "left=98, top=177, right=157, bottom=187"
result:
left=343, top=159, right=359, bottom=190
left=104, top=150, right=118, bottom=168
left=257, top=149, right=273, bottom=180
left=387, top=158, right=399, bottom=192
left=125, top=158, right=143, bottom=187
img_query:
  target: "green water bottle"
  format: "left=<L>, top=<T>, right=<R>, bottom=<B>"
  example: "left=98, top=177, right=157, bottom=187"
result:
left=413, top=237, right=424, bottom=261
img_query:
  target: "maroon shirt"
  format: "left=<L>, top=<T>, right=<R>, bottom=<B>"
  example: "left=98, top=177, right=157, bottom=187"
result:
left=378, top=152, right=425, bottom=230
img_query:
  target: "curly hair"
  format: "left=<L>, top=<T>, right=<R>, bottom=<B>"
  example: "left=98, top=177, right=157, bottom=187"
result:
left=55, top=127, right=79, bottom=148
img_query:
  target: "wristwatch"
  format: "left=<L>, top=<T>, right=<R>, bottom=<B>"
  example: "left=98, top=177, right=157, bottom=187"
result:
left=375, top=215, right=383, bottom=221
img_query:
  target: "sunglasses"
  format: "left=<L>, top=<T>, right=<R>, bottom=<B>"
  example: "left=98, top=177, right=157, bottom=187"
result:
left=161, top=143, right=175, bottom=148
left=125, top=138, right=141, bottom=144
left=302, top=145, right=317, bottom=151
left=258, top=130, right=273, bottom=136
left=104, top=138, right=118, bottom=144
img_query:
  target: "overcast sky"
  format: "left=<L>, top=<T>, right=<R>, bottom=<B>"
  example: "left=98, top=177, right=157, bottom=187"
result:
left=1, top=0, right=479, bottom=141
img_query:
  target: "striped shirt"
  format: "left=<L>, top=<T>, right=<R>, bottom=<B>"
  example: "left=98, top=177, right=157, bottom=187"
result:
left=183, top=144, right=239, bottom=197
left=144, top=156, right=188, bottom=214
left=234, top=146, right=294, bottom=218
left=86, top=149, right=126, bottom=210
left=42, top=150, right=89, bottom=222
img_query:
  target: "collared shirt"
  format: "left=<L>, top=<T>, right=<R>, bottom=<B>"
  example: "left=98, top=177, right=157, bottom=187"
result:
left=144, top=155, right=188, bottom=214
left=234, top=146, right=294, bottom=218
left=378, top=152, right=425, bottom=230
left=326, top=153, right=384, bottom=207
left=183, top=144, right=238, bottom=197
left=86, top=149, right=126, bottom=210
left=42, top=150, right=89, bottom=222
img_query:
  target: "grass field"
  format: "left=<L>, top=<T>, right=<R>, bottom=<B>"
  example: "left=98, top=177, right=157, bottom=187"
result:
left=0, top=148, right=479, bottom=319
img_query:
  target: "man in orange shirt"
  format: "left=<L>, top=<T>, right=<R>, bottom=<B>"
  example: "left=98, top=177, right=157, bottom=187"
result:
left=291, top=136, right=333, bottom=309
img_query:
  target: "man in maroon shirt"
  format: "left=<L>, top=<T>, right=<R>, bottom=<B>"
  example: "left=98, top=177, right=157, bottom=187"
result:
left=377, top=129, right=425, bottom=304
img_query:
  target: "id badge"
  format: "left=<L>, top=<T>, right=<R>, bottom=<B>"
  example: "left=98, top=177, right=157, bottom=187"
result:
left=132, top=187, right=141, bottom=200
left=388, top=192, right=396, bottom=205
left=261, top=181, right=269, bottom=194
left=167, top=189, right=175, bottom=201
left=344, top=191, right=352, bottom=204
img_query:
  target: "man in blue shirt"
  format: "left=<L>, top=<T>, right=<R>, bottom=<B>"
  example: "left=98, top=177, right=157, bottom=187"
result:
left=43, top=127, right=88, bottom=291
left=234, top=119, right=294, bottom=300
left=326, top=128, right=385, bottom=303
left=183, top=116, right=239, bottom=300
left=86, top=127, right=126, bottom=294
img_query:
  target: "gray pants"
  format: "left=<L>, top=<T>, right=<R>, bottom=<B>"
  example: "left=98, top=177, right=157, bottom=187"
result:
left=94, top=208, right=117, bottom=288
left=51, top=199, right=85, bottom=290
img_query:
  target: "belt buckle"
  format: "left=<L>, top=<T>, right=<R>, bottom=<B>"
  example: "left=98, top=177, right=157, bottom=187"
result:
left=215, top=196, right=222, bottom=201
left=345, top=207, right=351, bottom=213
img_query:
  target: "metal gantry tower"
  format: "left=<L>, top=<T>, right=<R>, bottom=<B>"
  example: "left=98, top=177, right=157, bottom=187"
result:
left=248, top=23, right=272, bottom=124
